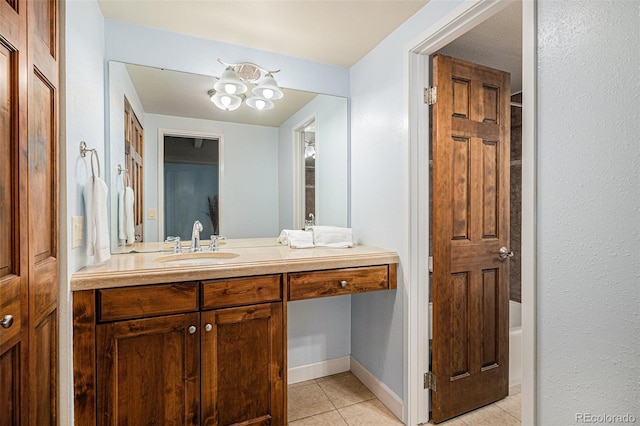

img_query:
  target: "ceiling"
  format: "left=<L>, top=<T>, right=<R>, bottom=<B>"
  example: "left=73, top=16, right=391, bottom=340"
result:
left=105, top=1, right=522, bottom=126
left=124, top=63, right=319, bottom=127
left=437, top=1, right=522, bottom=93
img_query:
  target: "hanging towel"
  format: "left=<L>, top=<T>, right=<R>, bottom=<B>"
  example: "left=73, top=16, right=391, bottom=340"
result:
left=310, top=226, right=353, bottom=248
left=277, top=229, right=314, bottom=249
left=118, top=186, right=136, bottom=244
left=84, top=176, right=111, bottom=263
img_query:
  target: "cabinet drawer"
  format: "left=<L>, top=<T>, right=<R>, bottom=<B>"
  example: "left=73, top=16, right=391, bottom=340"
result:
left=201, top=275, right=282, bottom=309
left=288, top=265, right=390, bottom=301
left=97, top=283, right=198, bottom=322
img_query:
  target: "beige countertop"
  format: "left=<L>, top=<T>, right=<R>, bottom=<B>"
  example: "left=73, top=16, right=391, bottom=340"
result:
left=72, top=240, right=399, bottom=291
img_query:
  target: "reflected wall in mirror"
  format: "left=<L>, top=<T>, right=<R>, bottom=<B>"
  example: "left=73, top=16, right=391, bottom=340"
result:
left=107, top=61, right=348, bottom=250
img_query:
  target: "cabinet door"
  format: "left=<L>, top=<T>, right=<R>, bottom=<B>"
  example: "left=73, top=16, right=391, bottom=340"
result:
left=201, top=303, right=284, bottom=426
left=97, top=313, right=200, bottom=426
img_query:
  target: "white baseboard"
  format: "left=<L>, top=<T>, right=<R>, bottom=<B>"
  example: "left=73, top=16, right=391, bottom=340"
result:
left=287, top=356, right=351, bottom=385
left=349, top=357, right=404, bottom=423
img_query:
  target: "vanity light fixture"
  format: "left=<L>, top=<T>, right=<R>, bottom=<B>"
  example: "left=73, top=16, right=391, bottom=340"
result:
left=208, top=59, right=284, bottom=112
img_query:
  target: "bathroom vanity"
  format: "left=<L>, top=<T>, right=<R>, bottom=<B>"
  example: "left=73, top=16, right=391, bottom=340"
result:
left=71, top=241, right=398, bottom=425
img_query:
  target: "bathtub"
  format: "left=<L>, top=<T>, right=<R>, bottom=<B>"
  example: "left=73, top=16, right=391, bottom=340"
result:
left=509, top=300, right=522, bottom=386
left=428, top=300, right=523, bottom=386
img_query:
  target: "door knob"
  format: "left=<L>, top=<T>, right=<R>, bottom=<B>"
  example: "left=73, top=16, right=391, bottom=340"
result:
left=499, top=246, right=514, bottom=260
left=1, top=314, right=14, bottom=329
left=204, top=323, right=213, bottom=332
left=340, top=280, right=348, bottom=288
left=188, top=325, right=197, bottom=334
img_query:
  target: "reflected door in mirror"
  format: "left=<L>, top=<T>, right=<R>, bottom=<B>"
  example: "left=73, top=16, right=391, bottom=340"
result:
left=124, top=97, right=144, bottom=242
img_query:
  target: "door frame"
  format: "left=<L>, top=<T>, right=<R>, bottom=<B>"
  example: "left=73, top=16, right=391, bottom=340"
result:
left=406, top=0, right=537, bottom=424
left=157, top=128, right=224, bottom=241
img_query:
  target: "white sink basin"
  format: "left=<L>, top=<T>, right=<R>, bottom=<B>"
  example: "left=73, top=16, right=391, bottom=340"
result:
left=153, top=251, right=239, bottom=264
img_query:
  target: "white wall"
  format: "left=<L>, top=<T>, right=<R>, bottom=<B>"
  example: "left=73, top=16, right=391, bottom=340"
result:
left=278, top=94, right=349, bottom=230
left=143, top=114, right=280, bottom=240
left=536, top=1, right=640, bottom=423
left=61, top=0, right=105, bottom=423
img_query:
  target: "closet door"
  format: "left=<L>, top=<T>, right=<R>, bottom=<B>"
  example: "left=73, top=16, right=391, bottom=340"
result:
left=0, top=0, right=59, bottom=423
left=27, top=0, right=60, bottom=423
left=0, top=0, right=30, bottom=423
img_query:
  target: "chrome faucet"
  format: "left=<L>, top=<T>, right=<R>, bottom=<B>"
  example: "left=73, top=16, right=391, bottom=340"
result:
left=304, top=213, right=315, bottom=230
left=190, top=220, right=203, bottom=252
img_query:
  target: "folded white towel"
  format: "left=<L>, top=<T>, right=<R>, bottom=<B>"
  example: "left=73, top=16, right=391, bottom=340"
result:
left=310, top=226, right=353, bottom=248
left=118, top=186, right=136, bottom=244
left=277, top=229, right=314, bottom=249
left=84, top=177, right=111, bottom=263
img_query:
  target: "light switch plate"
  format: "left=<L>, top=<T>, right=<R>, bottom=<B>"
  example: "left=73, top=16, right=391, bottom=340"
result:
left=148, top=208, right=157, bottom=220
left=72, top=216, right=83, bottom=248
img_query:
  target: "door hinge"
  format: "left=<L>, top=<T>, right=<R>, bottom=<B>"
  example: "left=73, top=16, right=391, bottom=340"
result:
left=424, top=87, right=437, bottom=105
left=424, top=372, right=437, bottom=391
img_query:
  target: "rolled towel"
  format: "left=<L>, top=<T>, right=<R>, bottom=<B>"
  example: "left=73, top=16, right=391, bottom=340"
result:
left=311, top=226, right=353, bottom=248
left=277, top=229, right=314, bottom=248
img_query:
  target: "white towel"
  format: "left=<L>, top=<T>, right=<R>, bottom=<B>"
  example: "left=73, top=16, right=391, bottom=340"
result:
left=84, top=177, right=111, bottom=263
left=277, top=229, right=314, bottom=249
left=310, top=226, right=353, bottom=248
left=118, top=186, right=135, bottom=244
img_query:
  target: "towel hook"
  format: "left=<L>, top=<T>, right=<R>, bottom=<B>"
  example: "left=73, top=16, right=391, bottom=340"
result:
left=80, top=141, right=101, bottom=178
left=117, top=164, right=131, bottom=186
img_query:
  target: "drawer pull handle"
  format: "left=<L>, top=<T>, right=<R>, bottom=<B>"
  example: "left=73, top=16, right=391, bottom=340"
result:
left=340, top=280, right=348, bottom=288
left=205, top=323, right=213, bottom=332
left=1, top=314, right=14, bottom=329
left=188, top=325, right=197, bottom=334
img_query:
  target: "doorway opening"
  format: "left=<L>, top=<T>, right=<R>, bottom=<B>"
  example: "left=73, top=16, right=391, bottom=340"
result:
left=407, top=1, right=536, bottom=424
left=157, top=129, right=224, bottom=242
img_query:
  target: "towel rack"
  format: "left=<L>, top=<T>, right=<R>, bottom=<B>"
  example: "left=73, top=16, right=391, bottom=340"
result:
left=117, top=164, right=131, bottom=187
left=80, top=141, right=101, bottom=178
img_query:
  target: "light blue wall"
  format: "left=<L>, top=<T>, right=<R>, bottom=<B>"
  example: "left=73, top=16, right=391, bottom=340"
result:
left=62, top=0, right=105, bottom=424
left=536, top=1, right=640, bottom=423
left=349, top=0, right=466, bottom=401
left=104, top=20, right=349, bottom=98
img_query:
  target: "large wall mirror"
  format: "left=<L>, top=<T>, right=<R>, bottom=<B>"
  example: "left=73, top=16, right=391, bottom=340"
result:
left=107, top=61, right=348, bottom=250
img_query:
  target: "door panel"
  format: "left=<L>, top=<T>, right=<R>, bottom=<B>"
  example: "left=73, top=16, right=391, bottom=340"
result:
left=97, top=313, right=201, bottom=425
left=431, top=54, right=510, bottom=423
left=201, top=303, right=284, bottom=426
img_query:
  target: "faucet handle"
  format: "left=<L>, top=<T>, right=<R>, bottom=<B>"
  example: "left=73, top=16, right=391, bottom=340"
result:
left=209, top=235, right=226, bottom=251
left=165, top=236, right=182, bottom=253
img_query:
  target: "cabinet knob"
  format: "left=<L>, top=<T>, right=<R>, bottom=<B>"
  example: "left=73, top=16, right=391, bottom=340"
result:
left=188, top=325, right=197, bottom=334
left=205, top=323, right=213, bottom=332
left=1, top=314, right=14, bottom=329
left=340, top=280, right=348, bottom=288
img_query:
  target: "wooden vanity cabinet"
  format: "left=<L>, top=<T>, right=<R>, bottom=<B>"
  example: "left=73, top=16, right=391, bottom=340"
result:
left=75, top=277, right=284, bottom=426
left=73, top=262, right=397, bottom=425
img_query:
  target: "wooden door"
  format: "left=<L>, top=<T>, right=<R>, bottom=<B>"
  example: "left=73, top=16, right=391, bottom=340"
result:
left=97, top=313, right=201, bottom=425
left=431, top=55, right=511, bottom=423
left=1, top=0, right=59, bottom=423
left=124, top=98, right=144, bottom=242
left=0, top=1, right=28, bottom=423
left=201, top=303, right=284, bottom=426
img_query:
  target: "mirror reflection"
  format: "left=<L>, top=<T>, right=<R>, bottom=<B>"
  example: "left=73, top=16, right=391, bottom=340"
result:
left=107, top=61, right=348, bottom=251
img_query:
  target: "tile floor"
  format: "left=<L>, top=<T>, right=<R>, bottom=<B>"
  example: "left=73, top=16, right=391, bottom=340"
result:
left=287, top=372, right=522, bottom=426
